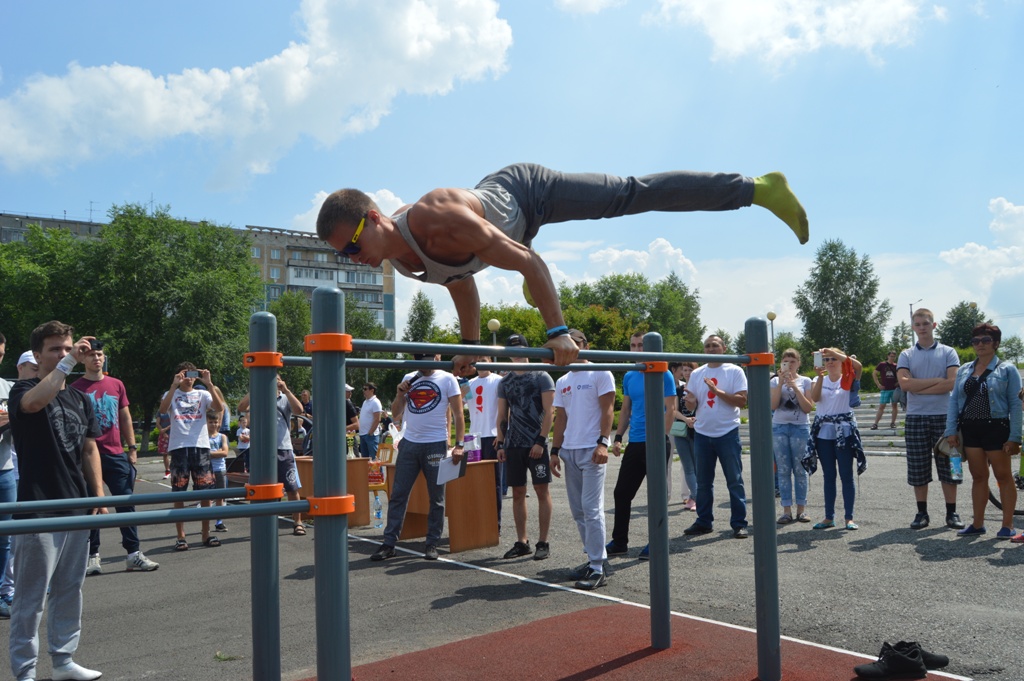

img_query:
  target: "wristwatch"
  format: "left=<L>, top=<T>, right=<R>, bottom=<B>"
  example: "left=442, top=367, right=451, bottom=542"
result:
left=128, top=445, right=138, bottom=451
left=596, top=435, right=611, bottom=447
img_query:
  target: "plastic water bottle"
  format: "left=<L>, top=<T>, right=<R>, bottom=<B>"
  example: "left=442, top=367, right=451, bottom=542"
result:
left=949, top=447, right=963, bottom=482
left=373, top=494, right=384, bottom=528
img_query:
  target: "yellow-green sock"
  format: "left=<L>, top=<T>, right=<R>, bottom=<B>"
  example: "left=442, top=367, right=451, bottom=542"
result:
left=752, top=172, right=809, bottom=244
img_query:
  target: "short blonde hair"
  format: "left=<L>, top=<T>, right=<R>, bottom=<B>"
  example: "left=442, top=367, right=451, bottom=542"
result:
left=912, top=308, right=934, bottom=323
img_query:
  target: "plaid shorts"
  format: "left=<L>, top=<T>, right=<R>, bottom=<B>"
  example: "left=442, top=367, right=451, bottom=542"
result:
left=904, top=414, right=961, bottom=486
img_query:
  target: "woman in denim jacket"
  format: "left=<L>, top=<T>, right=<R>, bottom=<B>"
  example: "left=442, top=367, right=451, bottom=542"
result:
left=944, top=323, right=1023, bottom=538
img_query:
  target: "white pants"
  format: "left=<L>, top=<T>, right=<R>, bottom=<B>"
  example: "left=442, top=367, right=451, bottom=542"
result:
left=561, top=447, right=607, bottom=571
left=9, top=530, right=89, bottom=681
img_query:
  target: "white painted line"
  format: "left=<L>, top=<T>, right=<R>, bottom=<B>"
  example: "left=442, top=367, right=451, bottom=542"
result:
left=350, top=535, right=972, bottom=681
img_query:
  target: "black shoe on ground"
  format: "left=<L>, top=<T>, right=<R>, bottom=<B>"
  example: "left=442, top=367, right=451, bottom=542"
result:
left=683, top=523, right=713, bottom=536
left=945, top=512, right=965, bottom=529
left=569, top=562, right=591, bottom=581
left=893, top=641, right=949, bottom=670
left=733, top=527, right=749, bottom=539
left=423, top=544, right=439, bottom=561
left=534, top=541, right=550, bottom=560
left=909, top=513, right=929, bottom=529
left=503, top=541, right=532, bottom=559
left=853, top=642, right=927, bottom=679
left=371, top=544, right=396, bottom=562
left=605, top=540, right=628, bottom=556
left=574, top=568, right=607, bottom=591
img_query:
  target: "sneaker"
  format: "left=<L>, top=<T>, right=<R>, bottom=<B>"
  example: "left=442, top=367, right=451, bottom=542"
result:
left=574, top=568, right=607, bottom=591
left=569, top=562, right=591, bottom=581
left=893, top=641, right=949, bottom=670
left=52, top=660, right=103, bottom=681
left=0, top=594, right=11, bottom=619
left=853, top=642, right=927, bottom=680
left=996, top=527, right=1016, bottom=540
left=86, top=554, right=102, bottom=576
left=126, top=551, right=159, bottom=572
left=163, top=470, right=171, bottom=479
left=423, top=544, right=439, bottom=561
left=683, top=498, right=697, bottom=512
left=533, top=541, right=550, bottom=560
left=1011, top=532, right=1024, bottom=544
left=371, top=544, right=396, bottom=562
left=605, top=540, right=628, bottom=556
left=957, top=524, right=986, bottom=536
left=503, top=541, right=532, bottom=559
left=683, top=523, right=713, bottom=536
left=638, top=544, right=650, bottom=561
left=909, top=512, right=929, bottom=529
left=945, top=512, right=965, bottom=529
left=733, top=527, right=749, bottom=539
left=214, top=522, right=228, bottom=532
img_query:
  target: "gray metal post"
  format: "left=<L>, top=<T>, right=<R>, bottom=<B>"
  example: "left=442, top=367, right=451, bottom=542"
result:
left=310, top=286, right=351, bottom=680
left=642, top=332, right=671, bottom=650
left=745, top=317, right=781, bottom=681
left=248, top=311, right=282, bottom=681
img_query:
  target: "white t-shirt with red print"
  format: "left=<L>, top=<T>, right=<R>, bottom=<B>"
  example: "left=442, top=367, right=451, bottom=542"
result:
left=689, top=363, right=748, bottom=438
left=467, top=373, right=502, bottom=438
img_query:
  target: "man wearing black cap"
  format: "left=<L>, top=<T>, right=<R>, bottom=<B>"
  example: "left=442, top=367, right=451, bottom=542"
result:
left=495, top=334, right=555, bottom=560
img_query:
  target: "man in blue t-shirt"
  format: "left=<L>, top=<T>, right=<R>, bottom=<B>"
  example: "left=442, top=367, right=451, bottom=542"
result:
left=607, top=333, right=676, bottom=559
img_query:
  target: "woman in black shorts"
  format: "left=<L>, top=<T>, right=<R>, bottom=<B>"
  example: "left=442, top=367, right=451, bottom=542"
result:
left=944, top=323, right=1023, bottom=538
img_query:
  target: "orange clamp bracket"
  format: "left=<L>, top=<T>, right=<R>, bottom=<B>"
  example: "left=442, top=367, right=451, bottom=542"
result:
left=643, top=361, right=669, bottom=373
left=304, top=333, right=353, bottom=353
left=243, top=352, right=284, bottom=368
left=745, top=352, right=776, bottom=367
left=306, top=494, right=356, bottom=517
left=245, top=483, right=285, bottom=501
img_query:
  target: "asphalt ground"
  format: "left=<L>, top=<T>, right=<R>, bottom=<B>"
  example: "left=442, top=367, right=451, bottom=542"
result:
left=0, top=450, right=1019, bottom=680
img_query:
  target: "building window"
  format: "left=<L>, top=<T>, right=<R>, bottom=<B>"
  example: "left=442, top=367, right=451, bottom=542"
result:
left=291, top=251, right=303, bottom=260
left=345, top=271, right=382, bottom=285
left=270, top=249, right=281, bottom=260
left=314, top=252, right=328, bottom=262
left=269, top=267, right=281, bottom=280
left=293, top=267, right=336, bottom=281
left=251, top=247, right=261, bottom=258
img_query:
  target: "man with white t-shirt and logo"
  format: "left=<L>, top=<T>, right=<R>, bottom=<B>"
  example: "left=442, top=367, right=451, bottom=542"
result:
left=467, top=358, right=503, bottom=523
left=550, top=330, right=615, bottom=590
left=683, top=335, right=750, bottom=539
left=357, top=383, right=384, bottom=459
left=372, top=356, right=464, bottom=562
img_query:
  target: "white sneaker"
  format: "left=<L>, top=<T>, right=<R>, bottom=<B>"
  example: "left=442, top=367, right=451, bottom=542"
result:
left=126, top=551, right=159, bottom=572
left=52, top=660, right=102, bottom=680
left=85, top=554, right=102, bottom=576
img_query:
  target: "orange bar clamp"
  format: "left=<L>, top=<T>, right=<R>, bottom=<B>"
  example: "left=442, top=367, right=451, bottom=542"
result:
left=243, top=352, right=284, bottom=368
left=744, top=352, right=776, bottom=367
left=643, top=361, right=669, bottom=373
left=306, top=495, right=356, bottom=517
left=304, top=333, right=353, bottom=353
left=245, top=483, right=285, bottom=501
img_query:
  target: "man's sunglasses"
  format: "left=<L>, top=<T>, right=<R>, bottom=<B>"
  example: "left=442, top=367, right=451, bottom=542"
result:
left=338, top=214, right=368, bottom=256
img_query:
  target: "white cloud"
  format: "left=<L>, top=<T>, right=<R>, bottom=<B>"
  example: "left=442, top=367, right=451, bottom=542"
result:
left=585, top=237, right=699, bottom=281
left=647, top=0, right=927, bottom=62
left=291, top=190, right=329, bottom=232
left=0, top=0, right=512, bottom=180
left=555, top=0, right=626, bottom=13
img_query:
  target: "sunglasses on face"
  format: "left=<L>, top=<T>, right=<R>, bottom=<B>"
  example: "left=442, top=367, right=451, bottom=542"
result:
left=823, top=357, right=839, bottom=363
left=337, top=214, right=368, bottom=256
left=971, top=336, right=994, bottom=346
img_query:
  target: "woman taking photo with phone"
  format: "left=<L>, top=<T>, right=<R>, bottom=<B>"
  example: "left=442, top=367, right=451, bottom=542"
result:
left=771, top=349, right=814, bottom=524
left=944, top=323, right=1022, bottom=538
left=807, top=348, right=865, bottom=530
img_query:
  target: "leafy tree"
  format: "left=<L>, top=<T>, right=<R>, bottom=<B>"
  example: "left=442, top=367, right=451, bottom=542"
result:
left=268, top=291, right=312, bottom=396
left=403, top=290, right=437, bottom=342
left=713, top=328, right=733, bottom=354
left=559, top=273, right=656, bottom=333
left=649, top=272, right=705, bottom=352
left=89, top=204, right=264, bottom=450
left=793, top=239, right=892, bottom=363
left=1001, top=335, right=1024, bottom=365
left=888, top=321, right=912, bottom=353
left=773, top=331, right=802, bottom=356
left=937, top=301, right=989, bottom=349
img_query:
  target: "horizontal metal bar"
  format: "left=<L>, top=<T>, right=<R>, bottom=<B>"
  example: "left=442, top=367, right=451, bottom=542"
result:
left=0, top=501, right=310, bottom=536
left=0, top=487, right=246, bottom=515
left=477, top=362, right=648, bottom=373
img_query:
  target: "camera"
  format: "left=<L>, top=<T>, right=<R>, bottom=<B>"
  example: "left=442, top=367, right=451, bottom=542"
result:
left=184, top=370, right=200, bottom=378
left=88, top=339, right=104, bottom=351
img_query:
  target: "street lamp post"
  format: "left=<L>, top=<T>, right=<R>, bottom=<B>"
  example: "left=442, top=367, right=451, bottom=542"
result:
left=909, top=298, right=923, bottom=325
left=766, top=311, right=776, bottom=355
left=487, top=318, right=501, bottom=346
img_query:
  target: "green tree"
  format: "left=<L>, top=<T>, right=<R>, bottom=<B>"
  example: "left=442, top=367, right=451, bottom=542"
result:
left=713, top=328, right=733, bottom=354
left=90, top=204, right=264, bottom=450
left=268, top=291, right=312, bottom=396
left=937, top=301, right=989, bottom=349
left=403, top=290, right=437, bottom=342
left=888, top=321, right=912, bottom=352
left=1001, top=334, right=1024, bottom=365
left=773, top=331, right=802, bottom=356
left=649, top=272, right=705, bottom=352
left=793, top=239, right=892, bottom=363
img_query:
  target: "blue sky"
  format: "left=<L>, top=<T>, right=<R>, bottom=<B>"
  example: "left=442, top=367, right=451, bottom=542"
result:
left=2, top=0, right=1023, bottom=345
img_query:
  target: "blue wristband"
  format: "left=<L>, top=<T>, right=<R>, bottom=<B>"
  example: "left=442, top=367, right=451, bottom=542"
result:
left=546, top=325, right=569, bottom=338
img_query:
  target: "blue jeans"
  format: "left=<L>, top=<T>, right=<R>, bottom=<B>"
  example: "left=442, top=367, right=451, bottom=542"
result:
left=382, top=439, right=447, bottom=547
left=0, top=468, right=16, bottom=578
left=673, top=435, right=697, bottom=500
left=772, top=423, right=810, bottom=507
left=694, top=429, right=748, bottom=530
left=359, top=434, right=380, bottom=459
left=89, top=454, right=140, bottom=554
left=816, top=437, right=855, bottom=521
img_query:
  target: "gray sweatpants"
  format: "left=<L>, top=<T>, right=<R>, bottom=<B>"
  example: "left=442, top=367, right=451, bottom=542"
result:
left=9, top=530, right=89, bottom=681
left=561, top=447, right=608, bottom=571
left=477, top=163, right=755, bottom=244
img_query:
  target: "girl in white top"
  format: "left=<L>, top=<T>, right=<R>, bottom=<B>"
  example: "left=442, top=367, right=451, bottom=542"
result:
left=207, top=414, right=230, bottom=532
left=769, top=349, right=814, bottom=524
left=809, top=348, right=863, bottom=530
